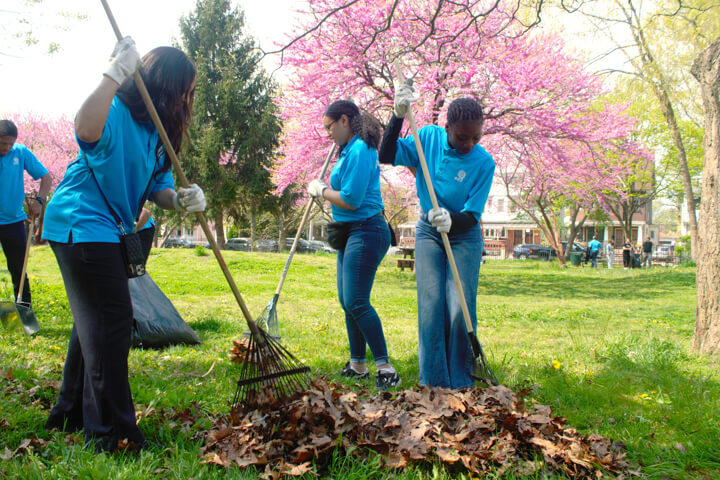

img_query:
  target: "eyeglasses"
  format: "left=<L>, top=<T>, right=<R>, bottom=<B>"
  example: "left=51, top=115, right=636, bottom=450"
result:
left=324, top=119, right=337, bottom=133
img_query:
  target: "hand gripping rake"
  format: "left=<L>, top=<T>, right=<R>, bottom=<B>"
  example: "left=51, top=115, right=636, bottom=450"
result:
left=393, top=61, right=497, bottom=386
left=100, top=0, right=311, bottom=407
left=255, top=144, right=336, bottom=339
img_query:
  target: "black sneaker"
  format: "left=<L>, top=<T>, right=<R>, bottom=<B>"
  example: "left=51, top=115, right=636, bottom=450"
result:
left=376, top=369, right=401, bottom=391
left=339, top=362, right=369, bottom=379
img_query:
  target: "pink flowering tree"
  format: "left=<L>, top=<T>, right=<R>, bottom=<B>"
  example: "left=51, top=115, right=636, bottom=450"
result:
left=13, top=112, right=76, bottom=195
left=271, top=0, right=650, bottom=264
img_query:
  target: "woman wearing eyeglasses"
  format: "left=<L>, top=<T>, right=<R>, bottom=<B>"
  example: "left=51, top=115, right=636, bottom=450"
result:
left=307, top=100, right=400, bottom=391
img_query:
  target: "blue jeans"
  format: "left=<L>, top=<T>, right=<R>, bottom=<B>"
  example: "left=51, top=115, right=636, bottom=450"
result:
left=415, top=216, right=483, bottom=389
left=590, top=250, right=599, bottom=268
left=336, top=214, right=391, bottom=366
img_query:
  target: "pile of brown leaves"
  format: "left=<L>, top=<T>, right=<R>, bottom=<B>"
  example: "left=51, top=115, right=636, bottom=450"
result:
left=201, top=377, right=633, bottom=478
left=229, top=337, right=251, bottom=365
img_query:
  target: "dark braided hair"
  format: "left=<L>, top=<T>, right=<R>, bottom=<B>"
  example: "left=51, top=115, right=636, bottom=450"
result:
left=446, top=98, right=484, bottom=126
left=324, top=100, right=382, bottom=150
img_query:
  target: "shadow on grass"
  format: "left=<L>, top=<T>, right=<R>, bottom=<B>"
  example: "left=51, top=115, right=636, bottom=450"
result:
left=516, top=335, right=720, bottom=479
left=480, top=268, right=695, bottom=301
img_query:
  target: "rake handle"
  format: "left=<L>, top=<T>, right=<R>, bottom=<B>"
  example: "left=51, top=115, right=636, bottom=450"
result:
left=100, top=0, right=257, bottom=332
left=274, top=145, right=336, bottom=296
left=16, top=216, right=35, bottom=302
left=392, top=61, right=477, bottom=349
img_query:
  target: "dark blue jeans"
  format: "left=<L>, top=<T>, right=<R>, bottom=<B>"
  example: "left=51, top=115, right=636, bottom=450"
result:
left=0, top=220, right=31, bottom=304
left=336, top=214, right=391, bottom=366
left=415, top=215, right=483, bottom=389
left=46, top=241, right=145, bottom=452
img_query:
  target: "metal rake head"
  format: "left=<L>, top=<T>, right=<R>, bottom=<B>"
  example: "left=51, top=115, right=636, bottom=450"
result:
left=232, top=326, right=311, bottom=410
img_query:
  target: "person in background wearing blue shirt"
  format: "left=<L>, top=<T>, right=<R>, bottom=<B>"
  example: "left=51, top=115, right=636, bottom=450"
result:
left=0, top=119, right=52, bottom=307
left=307, top=100, right=401, bottom=391
left=588, top=235, right=602, bottom=269
left=42, top=38, right=206, bottom=452
left=379, top=85, right=495, bottom=389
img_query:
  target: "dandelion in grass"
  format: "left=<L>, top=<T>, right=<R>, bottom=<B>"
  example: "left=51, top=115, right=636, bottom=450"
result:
left=552, top=359, right=562, bottom=369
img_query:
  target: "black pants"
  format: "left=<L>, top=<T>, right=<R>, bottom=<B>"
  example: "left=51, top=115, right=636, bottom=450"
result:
left=0, top=221, right=31, bottom=304
left=45, top=241, right=145, bottom=452
left=623, top=250, right=631, bottom=268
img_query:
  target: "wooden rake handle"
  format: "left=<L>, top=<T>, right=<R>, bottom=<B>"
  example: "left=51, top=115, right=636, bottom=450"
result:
left=274, top=144, right=336, bottom=296
left=16, top=216, right=35, bottom=302
left=392, top=61, right=476, bottom=339
left=100, top=0, right=257, bottom=330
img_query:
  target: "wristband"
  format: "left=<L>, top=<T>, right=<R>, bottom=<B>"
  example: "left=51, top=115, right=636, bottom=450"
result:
left=35, top=196, right=45, bottom=206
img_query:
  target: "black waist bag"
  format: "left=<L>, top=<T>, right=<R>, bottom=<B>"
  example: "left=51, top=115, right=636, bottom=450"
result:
left=120, top=232, right=147, bottom=278
left=327, top=221, right=352, bottom=251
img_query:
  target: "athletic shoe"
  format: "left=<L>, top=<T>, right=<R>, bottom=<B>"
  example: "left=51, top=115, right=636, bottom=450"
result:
left=376, top=369, right=401, bottom=391
left=339, top=362, right=369, bottom=379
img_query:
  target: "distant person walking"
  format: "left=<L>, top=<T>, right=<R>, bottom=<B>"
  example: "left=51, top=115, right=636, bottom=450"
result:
left=606, top=240, right=614, bottom=269
left=588, top=235, right=602, bottom=269
left=622, top=240, right=632, bottom=269
left=642, top=237, right=653, bottom=268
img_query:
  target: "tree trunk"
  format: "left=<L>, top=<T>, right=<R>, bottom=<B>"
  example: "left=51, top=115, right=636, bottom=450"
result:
left=249, top=209, right=257, bottom=249
left=277, top=211, right=287, bottom=252
left=619, top=0, right=699, bottom=258
left=214, top=210, right=225, bottom=249
left=691, top=38, right=720, bottom=354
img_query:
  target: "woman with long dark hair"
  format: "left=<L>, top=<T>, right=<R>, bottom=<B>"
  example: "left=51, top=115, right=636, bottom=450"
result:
left=307, top=100, right=400, bottom=390
left=42, top=38, right=206, bottom=452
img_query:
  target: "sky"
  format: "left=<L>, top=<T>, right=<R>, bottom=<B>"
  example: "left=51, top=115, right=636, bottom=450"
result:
left=0, top=0, right=307, bottom=117
left=0, top=1, right=627, bottom=119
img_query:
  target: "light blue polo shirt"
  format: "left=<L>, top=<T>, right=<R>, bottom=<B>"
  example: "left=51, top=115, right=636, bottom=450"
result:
left=329, top=135, right=384, bottom=222
left=589, top=239, right=602, bottom=252
left=0, top=143, right=49, bottom=225
left=394, top=125, right=495, bottom=220
left=42, top=97, right=174, bottom=243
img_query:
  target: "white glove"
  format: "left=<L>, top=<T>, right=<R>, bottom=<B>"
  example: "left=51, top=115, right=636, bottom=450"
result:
left=104, top=36, right=141, bottom=85
left=393, top=79, right=418, bottom=118
left=428, top=208, right=451, bottom=233
left=307, top=179, right=328, bottom=199
left=173, top=184, right=206, bottom=212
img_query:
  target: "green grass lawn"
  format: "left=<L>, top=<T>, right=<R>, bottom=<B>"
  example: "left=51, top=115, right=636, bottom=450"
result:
left=1, top=246, right=717, bottom=479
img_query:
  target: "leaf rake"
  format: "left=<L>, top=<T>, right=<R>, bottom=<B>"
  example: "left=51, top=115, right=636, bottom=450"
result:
left=100, top=0, right=312, bottom=408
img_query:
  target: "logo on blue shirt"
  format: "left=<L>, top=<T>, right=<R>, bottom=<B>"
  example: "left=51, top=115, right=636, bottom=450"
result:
left=12, top=157, right=19, bottom=166
left=455, top=170, right=466, bottom=182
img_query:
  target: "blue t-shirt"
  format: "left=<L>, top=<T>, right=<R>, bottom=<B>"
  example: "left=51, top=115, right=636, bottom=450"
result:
left=589, top=239, right=602, bottom=252
left=329, top=135, right=384, bottom=222
left=394, top=125, right=495, bottom=220
left=42, top=98, right=174, bottom=243
left=0, top=143, right=49, bottom=225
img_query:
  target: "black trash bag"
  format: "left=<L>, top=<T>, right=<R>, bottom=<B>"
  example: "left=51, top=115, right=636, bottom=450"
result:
left=128, top=273, right=202, bottom=348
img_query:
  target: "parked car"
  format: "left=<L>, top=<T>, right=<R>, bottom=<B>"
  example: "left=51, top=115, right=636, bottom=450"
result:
left=307, top=240, right=335, bottom=254
left=512, top=243, right=553, bottom=260
left=225, top=237, right=251, bottom=251
left=162, top=237, right=193, bottom=248
left=282, top=238, right=312, bottom=254
left=255, top=239, right=278, bottom=253
left=560, top=241, right=585, bottom=256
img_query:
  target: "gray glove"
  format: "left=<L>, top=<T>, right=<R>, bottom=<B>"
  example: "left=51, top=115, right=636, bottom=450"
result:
left=428, top=207, right=451, bottom=233
left=173, top=184, right=206, bottom=212
left=104, top=36, right=141, bottom=85
left=393, top=79, right=418, bottom=118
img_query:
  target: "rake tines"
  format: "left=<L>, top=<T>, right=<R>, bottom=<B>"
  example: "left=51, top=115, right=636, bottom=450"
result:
left=232, top=324, right=311, bottom=410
